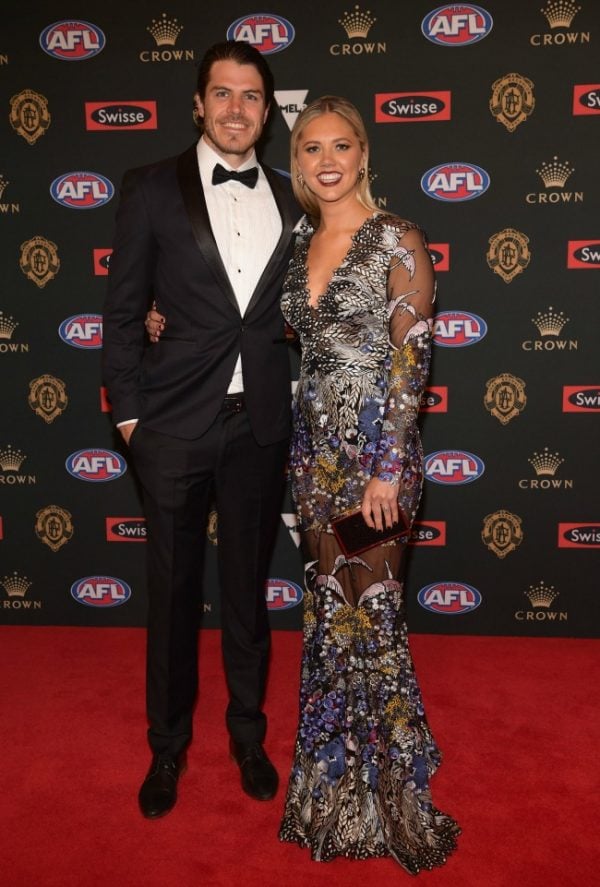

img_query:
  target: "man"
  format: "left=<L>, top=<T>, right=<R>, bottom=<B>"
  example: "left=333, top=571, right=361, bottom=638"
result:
left=102, top=41, right=301, bottom=818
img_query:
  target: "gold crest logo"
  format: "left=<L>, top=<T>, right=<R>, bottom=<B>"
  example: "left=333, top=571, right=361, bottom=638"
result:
left=19, top=236, right=60, bottom=288
left=481, top=510, right=523, bottom=558
left=9, top=89, right=51, bottom=145
left=207, top=509, right=218, bottom=545
left=489, top=73, right=535, bottom=131
left=484, top=373, right=527, bottom=424
left=0, top=174, right=9, bottom=199
left=486, top=228, right=531, bottom=283
left=35, top=505, right=74, bottom=552
left=28, top=375, right=68, bottom=423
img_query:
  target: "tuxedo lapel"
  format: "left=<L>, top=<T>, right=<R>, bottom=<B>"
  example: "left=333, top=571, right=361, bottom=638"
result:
left=176, top=145, right=240, bottom=313
left=244, top=165, right=297, bottom=317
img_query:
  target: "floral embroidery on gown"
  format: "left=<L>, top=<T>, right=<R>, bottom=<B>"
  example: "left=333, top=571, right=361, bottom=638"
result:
left=278, top=213, right=460, bottom=873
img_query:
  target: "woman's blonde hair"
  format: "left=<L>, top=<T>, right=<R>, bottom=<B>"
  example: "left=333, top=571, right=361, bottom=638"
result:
left=290, top=95, right=378, bottom=219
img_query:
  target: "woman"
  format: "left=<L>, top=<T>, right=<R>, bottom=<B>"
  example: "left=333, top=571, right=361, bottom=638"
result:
left=277, top=97, right=459, bottom=872
left=145, top=96, right=460, bottom=872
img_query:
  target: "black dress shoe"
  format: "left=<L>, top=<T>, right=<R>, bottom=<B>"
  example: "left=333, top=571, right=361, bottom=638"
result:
left=138, top=751, right=186, bottom=819
left=230, top=740, right=278, bottom=801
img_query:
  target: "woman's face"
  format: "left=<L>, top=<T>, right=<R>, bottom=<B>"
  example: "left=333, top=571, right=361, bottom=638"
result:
left=295, top=112, right=366, bottom=208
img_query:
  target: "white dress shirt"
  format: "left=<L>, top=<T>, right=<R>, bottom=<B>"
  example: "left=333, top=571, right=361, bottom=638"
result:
left=197, top=137, right=282, bottom=393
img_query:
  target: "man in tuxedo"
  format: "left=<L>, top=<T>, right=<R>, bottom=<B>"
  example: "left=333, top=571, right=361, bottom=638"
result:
left=102, top=41, right=301, bottom=818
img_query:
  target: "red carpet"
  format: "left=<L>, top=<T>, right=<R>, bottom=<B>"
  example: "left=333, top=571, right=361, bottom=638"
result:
left=1, top=627, right=598, bottom=887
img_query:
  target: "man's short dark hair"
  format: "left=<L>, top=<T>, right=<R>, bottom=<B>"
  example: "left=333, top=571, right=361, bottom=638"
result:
left=196, top=41, right=275, bottom=108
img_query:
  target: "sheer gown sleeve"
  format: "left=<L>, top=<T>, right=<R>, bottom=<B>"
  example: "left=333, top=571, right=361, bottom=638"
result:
left=373, top=226, right=436, bottom=497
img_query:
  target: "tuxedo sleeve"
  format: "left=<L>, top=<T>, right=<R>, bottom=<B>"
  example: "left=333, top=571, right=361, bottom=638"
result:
left=102, top=169, right=156, bottom=425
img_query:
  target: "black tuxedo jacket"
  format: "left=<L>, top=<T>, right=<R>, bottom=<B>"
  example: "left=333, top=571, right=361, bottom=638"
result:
left=102, top=144, right=301, bottom=445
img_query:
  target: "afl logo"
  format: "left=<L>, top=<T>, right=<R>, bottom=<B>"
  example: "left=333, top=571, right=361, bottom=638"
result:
left=418, top=582, right=482, bottom=614
left=40, top=21, right=105, bottom=60
left=433, top=311, right=487, bottom=347
left=226, top=14, right=295, bottom=54
left=66, top=449, right=127, bottom=482
left=421, top=163, right=490, bottom=201
left=265, top=578, right=303, bottom=610
left=422, top=5, right=493, bottom=46
left=71, top=577, right=131, bottom=608
left=59, top=314, right=103, bottom=349
left=425, top=450, right=485, bottom=485
left=50, top=172, right=114, bottom=209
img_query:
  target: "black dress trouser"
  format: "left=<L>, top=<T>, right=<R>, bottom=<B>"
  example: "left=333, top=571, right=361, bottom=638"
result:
left=128, top=407, right=288, bottom=756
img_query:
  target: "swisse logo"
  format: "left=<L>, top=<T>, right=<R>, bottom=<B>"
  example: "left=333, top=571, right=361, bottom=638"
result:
left=50, top=172, right=114, bottom=209
left=573, top=84, right=600, bottom=115
left=409, top=521, right=447, bottom=546
left=40, top=21, right=105, bottom=60
left=418, top=582, right=482, bottom=615
left=265, top=578, right=303, bottom=610
left=420, top=386, right=448, bottom=412
left=562, top=386, right=600, bottom=412
left=93, top=249, right=112, bottom=276
left=227, top=14, right=295, bottom=54
left=421, top=163, right=489, bottom=201
left=558, top=523, right=600, bottom=548
left=422, top=5, right=493, bottom=46
left=85, top=101, right=158, bottom=131
left=58, top=314, right=102, bottom=349
left=433, top=311, right=487, bottom=347
left=375, top=91, right=451, bottom=122
left=567, top=240, right=600, bottom=268
left=106, top=517, right=147, bottom=542
left=428, top=243, right=450, bottom=271
left=425, top=450, right=485, bottom=485
left=66, top=449, right=127, bottom=482
left=71, top=576, right=131, bottom=608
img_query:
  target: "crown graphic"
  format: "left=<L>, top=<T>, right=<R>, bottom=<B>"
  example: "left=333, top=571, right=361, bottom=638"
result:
left=524, top=581, right=559, bottom=608
left=531, top=306, right=569, bottom=336
left=536, top=156, right=574, bottom=188
left=1, top=572, right=32, bottom=598
left=0, top=444, right=26, bottom=471
left=147, top=12, right=183, bottom=46
left=528, top=447, right=564, bottom=476
left=0, top=311, right=18, bottom=340
left=0, top=175, right=8, bottom=199
left=339, top=5, right=377, bottom=38
left=541, top=0, right=581, bottom=28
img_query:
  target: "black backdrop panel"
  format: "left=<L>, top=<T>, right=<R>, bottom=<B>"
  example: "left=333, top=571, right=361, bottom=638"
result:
left=1, top=1, right=599, bottom=636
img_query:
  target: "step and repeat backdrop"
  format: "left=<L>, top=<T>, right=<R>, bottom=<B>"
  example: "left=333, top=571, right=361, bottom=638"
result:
left=1, top=1, right=598, bottom=636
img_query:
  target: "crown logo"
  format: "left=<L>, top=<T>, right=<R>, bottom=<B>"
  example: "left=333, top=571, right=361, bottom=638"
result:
left=524, top=581, right=559, bottom=608
left=541, top=0, right=581, bottom=28
left=536, top=156, right=574, bottom=188
left=0, top=175, right=8, bottom=199
left=531, top=306, right=569, bottom=336
left=147, top=12, right=183, bottom=46
left=0, top=311, right=19, bottom=340
left=339, top=5, right=377, bottom=38
left=0, top=444, right=26, bottom=472
left=528, top=447, right=564, bottom=476
left=1, top=572, right=32, bottom=598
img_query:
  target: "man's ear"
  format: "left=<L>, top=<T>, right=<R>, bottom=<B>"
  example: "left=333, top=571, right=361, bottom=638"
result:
left=193, top=91, right=204, bottom=120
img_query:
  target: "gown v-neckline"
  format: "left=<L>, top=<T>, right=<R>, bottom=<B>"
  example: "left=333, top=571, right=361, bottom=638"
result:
left=303, top=214, right=377, bottom=311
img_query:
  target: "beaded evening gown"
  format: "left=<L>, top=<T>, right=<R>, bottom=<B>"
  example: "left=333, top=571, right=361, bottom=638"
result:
left=278, top=213, right=460, bottom=873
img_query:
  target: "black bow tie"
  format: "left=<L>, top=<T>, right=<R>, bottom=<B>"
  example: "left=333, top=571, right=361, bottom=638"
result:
left=212, top=163, right=259, bottom=189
